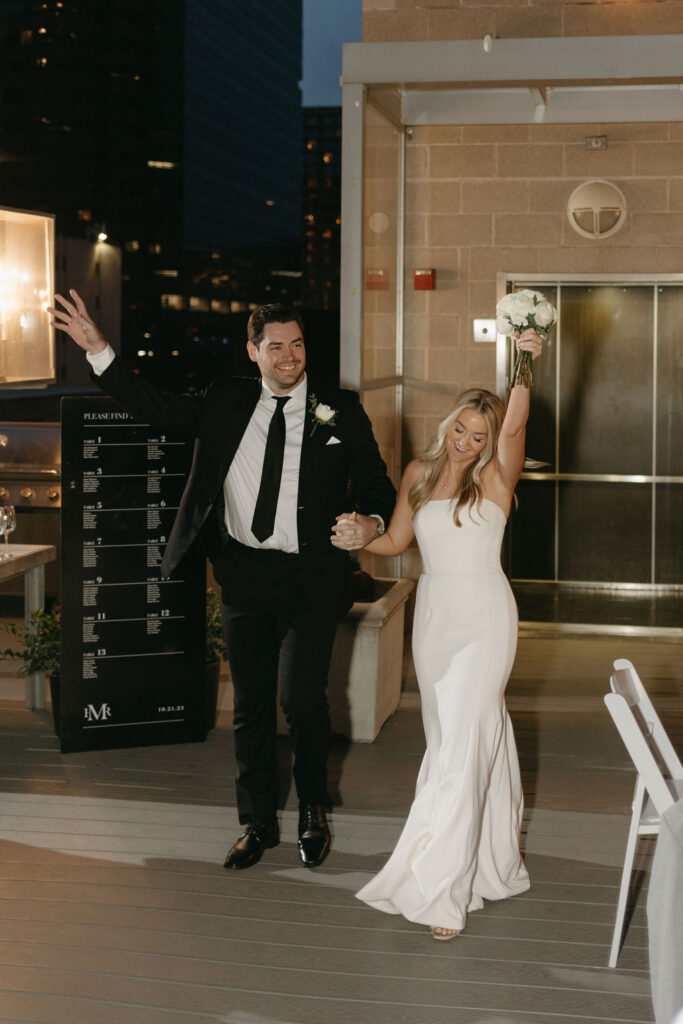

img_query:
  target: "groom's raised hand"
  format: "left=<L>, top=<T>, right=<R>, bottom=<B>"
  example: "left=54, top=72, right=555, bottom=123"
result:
left=48, top=289, right=108, bottom=355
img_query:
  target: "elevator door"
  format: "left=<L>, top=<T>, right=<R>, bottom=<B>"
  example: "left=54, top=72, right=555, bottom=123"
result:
left=505, top=282, right=683, bottom=586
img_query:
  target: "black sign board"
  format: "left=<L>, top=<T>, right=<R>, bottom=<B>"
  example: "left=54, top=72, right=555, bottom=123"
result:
left=59, top=396, right=207, bottom=753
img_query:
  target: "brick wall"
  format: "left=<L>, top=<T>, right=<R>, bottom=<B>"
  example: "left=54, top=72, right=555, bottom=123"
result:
left=397, top=119, right=683, bottom=456
left=359, top=2, right=683, bottom=463
left=363, top=0, right=683, bottom=43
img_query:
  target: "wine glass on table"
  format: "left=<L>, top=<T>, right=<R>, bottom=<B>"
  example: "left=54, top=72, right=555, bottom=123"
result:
left=0, top=506, right=15, bottom=559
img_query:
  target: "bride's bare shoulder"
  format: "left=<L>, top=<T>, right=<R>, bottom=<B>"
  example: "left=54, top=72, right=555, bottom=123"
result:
left=403, top=459, right=424, bottom=485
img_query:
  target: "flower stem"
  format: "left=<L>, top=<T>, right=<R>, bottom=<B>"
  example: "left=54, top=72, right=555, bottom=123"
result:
left=512, top=349, right=533, bottom=388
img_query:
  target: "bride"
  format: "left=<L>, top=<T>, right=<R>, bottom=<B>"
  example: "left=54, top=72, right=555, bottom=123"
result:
left=331, top=328, right=542, bottom=940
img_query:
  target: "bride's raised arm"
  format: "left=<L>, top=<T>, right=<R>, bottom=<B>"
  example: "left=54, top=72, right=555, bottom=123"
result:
left=494, top=329, right=542, bottom=493
left=331, top=459, right=422, bottom=556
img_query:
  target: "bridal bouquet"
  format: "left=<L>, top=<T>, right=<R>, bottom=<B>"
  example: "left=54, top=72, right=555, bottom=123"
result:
left=496, top=289, right=557, bottom=387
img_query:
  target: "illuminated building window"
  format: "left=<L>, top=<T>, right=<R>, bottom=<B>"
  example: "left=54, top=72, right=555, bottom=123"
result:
left=189, top=296, right=210, bottom=311
left=306, top=140, right=316, bottom=150
left=37, top=57, right=47, bottom=66
left=125, top=240, right=140, bottom=252
left=211, top=300, right=229, bottom=314
left=77, top=209, right=92, bottom=222
left=20, top=30, right=32, bottom=44
left=231, top=301, right=248, bottom=312
left=323, top=152, right=333, bottom=164
left=265, top=199, right=275, bottom=206
left=38, top=26, right=47, bottom=34
left=155, top=269, right=179, bottom=278
left=322, top=229, right=332, bottom=239
left=161, top=294, right=185, bottom=310
left=148, top=242, right=162, bottom=254
left=305, top=214, right=315, bottom=224
left=146, top=160, right=177, bottom=170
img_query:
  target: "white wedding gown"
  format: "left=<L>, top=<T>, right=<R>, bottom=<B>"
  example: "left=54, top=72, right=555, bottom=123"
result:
left=357, top=498, right=529, bottom=930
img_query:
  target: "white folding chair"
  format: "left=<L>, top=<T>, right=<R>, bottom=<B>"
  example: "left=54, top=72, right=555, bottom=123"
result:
left=604, top=658, right=683, bottom=967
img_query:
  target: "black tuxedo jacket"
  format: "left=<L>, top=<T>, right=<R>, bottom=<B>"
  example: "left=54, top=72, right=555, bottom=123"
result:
left=93, top=357, right=396, bottom=616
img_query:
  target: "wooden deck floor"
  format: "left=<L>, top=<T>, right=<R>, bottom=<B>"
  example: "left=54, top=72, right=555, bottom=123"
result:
left=0, top=633, right=680, bottom=1024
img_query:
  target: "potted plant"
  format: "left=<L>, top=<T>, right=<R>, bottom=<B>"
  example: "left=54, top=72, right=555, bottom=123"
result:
left=1, top=606, right=61, bottom=729
left=204, top=589, right=227, bottom=732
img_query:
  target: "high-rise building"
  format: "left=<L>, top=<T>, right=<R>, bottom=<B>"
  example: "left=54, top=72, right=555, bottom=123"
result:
left=0, top=0, right=303, bottom=384
left=302, top=106, right=341, bottom=312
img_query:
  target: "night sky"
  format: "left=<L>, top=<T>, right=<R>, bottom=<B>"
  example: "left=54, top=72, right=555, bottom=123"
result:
left=301, top=0, right=362, bottom=107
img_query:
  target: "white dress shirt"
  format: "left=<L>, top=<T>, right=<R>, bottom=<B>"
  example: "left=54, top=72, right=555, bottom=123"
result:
left=224, top=377, right=306, bottom=552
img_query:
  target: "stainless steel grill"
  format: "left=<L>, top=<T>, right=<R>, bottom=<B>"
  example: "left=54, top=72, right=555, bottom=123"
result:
left=0, top=422, right=61, bottom=597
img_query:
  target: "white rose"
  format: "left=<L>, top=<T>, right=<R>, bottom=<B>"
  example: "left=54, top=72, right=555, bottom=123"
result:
left=315, top=403, right=335, bottom=423
left=533, top=298, right=556, bottom=328
left=496, top=291, right=534, bottom=334
left=509, top=292, right=535, bottom=321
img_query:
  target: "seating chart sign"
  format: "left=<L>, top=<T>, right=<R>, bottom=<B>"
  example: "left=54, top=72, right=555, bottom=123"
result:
left=60, top=396, right=207, bottom=753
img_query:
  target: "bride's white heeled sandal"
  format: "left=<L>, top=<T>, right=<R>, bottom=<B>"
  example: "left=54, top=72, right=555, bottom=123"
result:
left=430, top=927, right=460, bottom=941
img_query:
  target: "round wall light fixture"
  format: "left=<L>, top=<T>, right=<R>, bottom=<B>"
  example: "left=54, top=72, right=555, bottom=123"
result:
left=567, top=179, right=627, bottom=239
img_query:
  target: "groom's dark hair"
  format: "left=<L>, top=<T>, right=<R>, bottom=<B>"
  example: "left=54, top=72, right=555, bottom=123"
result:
left=248, top=303, right=305, bottom=348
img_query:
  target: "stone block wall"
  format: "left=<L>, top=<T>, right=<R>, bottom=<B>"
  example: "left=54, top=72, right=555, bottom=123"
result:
left=396, top=119, right=683, bottom=457
left=363, top=0, right=683, bottom=44
left=357, top=0, right=683, bottom=596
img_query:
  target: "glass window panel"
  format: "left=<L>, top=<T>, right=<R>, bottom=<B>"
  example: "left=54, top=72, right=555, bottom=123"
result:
left=0, top=208, right=55, bottom=384
left=506, top=479, right=555, bottom=580
left=559, top=285, right=653, bottom=475
left=656, top=286, right=683, bottom=476
left=655, top=483, right=683, bottom=585
left=558, top=481, right=651, bottom=583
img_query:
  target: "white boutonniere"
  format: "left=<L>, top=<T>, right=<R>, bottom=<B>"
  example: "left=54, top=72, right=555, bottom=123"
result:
left=308, top=392, right=337, bottom=436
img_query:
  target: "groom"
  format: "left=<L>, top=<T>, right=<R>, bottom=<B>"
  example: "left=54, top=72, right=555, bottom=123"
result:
left=50, top=292, right=396, bottom=870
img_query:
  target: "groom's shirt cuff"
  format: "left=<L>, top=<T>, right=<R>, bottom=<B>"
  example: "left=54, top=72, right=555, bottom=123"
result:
left=86, top=344, right=116, bottom=375
left=368, top=514, right=385, bottom=536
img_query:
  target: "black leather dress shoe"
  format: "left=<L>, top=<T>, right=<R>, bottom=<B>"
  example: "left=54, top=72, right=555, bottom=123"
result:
left=297, top=804, right=331, bottom=868
left=224, top=822, right=279, bottom=870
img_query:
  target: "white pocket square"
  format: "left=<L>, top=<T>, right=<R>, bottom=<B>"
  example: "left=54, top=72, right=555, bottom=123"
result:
left=326, top=435, right=342, bottom=446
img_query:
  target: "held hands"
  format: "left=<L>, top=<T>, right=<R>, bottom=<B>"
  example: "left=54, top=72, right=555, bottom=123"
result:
left=48, top=289, right=108, bottom=355
left=515, top=328, right=543, bottom=361
left=331, top=511, right=378, bottom=551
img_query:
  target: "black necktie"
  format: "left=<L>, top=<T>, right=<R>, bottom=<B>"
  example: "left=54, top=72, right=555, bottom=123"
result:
left=251, top=395, right=290, bottom=542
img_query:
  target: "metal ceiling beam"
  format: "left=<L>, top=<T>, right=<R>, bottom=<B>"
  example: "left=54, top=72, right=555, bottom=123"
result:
left=342, top=34, right=683, bottom=89
left=400, top=84, right=683, bottom=125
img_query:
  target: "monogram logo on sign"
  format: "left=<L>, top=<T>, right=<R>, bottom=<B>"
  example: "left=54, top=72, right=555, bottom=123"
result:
left=83, top=702, right=112, bottom=722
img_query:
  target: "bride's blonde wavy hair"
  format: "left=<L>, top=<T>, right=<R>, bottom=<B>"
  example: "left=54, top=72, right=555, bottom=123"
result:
left=408, top=389, right=505, bottom=527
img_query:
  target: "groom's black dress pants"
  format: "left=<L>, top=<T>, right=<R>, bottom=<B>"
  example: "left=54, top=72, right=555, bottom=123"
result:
left=217, top=538, right=339, bottom=826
